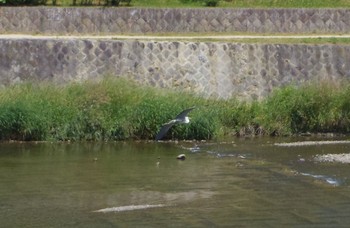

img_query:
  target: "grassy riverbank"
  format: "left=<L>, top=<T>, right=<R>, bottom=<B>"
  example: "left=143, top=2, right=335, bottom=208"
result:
left=0, top=78, right=349, bottom=141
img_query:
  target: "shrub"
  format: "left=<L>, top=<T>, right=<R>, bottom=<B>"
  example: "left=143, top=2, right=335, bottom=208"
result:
left=204, top=0, right=219, bottom=6
left=4, top=0, right=46, bottom=5
left=104, top=0, right=131, bottom=6
left=180, top=0, right=219, bottom=7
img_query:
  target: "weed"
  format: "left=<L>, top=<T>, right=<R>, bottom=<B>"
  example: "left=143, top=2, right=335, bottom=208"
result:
left=0, top=78, right=349, bottom=141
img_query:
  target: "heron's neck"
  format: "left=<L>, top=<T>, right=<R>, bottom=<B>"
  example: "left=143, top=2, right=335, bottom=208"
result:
left=184, top=117, right=190, bottom=123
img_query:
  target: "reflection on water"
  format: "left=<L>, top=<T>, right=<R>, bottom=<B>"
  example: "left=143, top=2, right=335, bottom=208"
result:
left=1, top=137, right=350, bottom=227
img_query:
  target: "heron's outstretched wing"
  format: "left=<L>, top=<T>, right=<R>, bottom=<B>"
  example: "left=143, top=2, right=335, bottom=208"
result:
left=175, top=107, right=195, bottom=120
left=155, top=121, right=176, bottom=140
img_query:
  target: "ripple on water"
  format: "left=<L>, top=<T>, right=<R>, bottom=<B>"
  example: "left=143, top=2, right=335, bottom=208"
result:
left=314, top=153, right=350, bottom=164
left=275, top=140, right=350, bottom=147
left=93, top=190, right=215, bottom=213
left=93, top=204, right=165, bottom=213
left=300, top=172, right=341, bottom=186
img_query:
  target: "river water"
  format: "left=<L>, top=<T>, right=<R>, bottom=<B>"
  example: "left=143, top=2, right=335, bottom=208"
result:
left=1, top=137, right=350, bottom=227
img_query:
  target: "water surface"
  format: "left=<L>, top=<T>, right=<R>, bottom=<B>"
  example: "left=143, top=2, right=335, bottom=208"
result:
left=1, top=137, right=350, bottom=227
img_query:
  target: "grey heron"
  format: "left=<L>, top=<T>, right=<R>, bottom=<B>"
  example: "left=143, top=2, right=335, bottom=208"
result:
left=155, top=107, right=195, bottom=141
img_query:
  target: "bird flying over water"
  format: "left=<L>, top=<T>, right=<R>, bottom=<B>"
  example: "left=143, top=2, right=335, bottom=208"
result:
left=155, top=107, right=195, bottom=141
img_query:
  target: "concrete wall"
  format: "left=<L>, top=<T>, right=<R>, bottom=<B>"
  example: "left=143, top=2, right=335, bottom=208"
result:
left=1, top=7, right=350, bottom=34
left=1, top=38, right=350, bottom=100
left=1, top=7, right=350, bottom=100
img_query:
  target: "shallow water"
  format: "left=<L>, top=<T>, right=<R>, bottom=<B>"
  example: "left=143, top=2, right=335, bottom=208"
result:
left=1, top=137, right=350, bottom=227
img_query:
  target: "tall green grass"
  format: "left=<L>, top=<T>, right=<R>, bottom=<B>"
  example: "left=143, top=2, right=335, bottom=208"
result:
left=0, top=78, right=349, bottom=141
left=260, top=81, right=350, bottom=135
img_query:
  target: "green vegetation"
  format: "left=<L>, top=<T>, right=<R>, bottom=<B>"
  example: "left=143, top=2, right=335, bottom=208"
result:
left=127, top=36, right=350, bottom=45
left=223, top=37, right=350, bottom=45
left=259, top=81, right=350, bottom=135
left=218, top=0, right=350, bottom=8
left=2, top=0, right=350, bottom=7
left=123, top=0, right=350, bottom=8
left=1, top=0, right=131, bottom=6
left=0, top=78, right=349, bottom=142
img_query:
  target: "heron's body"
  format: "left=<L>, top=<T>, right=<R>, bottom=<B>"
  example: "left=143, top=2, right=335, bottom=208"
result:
left=183, top=116, right=190, bottom=124
left=169, top=116, right=189, bottom=125
left=155, top=107, right=195, bottom=141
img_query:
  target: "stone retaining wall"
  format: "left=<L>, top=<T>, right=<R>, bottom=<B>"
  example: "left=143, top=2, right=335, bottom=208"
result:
left=1, top=7, right=350, bottom=34
left=1, top=38, right=350, bottom=100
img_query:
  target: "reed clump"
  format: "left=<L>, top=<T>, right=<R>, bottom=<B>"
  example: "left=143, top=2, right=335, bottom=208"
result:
left=260, top=81, right=350, bottom=136
left=0, top=78, right=349, bottom=141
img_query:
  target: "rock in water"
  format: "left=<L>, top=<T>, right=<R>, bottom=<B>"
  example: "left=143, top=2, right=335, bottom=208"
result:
left=177, top=154, right=186, bottom=160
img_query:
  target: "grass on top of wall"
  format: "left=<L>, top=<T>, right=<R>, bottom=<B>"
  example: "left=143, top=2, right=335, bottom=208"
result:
left=217, top=0, right=350, bottom=8
left=132, top=0, right=350, bottom=8
left=141, top=36, right=350, bottom=45
left=49, top=0, right=350, bottom=8
left=0, top=78, right=349, bottom=142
